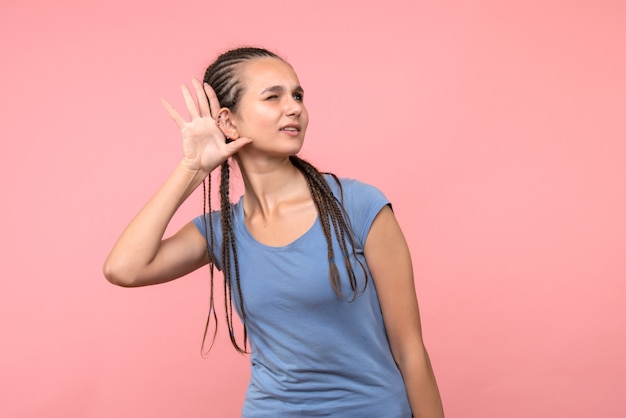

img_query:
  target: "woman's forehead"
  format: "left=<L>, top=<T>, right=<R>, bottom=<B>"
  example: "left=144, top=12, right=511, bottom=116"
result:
left=240, top=57, right=301, bottom=91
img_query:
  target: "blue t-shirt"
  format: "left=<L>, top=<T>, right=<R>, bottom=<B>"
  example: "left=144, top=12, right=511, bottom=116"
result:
left=193, top=176, right=411, bottom=417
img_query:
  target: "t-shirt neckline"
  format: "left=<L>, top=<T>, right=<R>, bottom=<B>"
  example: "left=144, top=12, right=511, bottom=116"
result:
left=234, top=196, right=320, bottom=251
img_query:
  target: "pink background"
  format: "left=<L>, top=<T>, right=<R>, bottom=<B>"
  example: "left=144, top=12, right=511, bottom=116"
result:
left=1, top=0, right=625, bottom=417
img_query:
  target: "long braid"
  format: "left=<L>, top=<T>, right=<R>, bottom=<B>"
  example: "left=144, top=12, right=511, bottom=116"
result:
left=199, top=47, right=279, bottom=354
left=219, top=161, right=248, bottom=353
left=289, top=156, right=369, bottom=300
left=200, top=175, right=218, bottom=357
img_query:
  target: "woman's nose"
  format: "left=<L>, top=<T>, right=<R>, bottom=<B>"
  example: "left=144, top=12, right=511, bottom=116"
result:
left=285, top=97, right=303, bottom=116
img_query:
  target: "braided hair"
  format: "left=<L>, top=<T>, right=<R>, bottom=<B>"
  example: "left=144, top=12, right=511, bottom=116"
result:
left=200, top=47, right=368, bottom=355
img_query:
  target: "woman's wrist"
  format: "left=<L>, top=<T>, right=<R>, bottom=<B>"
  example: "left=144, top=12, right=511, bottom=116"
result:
left=177, top=159, right=214, bottom=183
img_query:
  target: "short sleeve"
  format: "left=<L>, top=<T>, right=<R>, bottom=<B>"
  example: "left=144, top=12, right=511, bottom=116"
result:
left=192, top=211, right=224, bottom=270
left=327, top=176, right=391, bottom=249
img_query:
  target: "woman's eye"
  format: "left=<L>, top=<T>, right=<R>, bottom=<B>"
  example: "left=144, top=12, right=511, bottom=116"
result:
left=293, top=93, right=303, bottom=102
left=266, top=95, right=278, bottom=100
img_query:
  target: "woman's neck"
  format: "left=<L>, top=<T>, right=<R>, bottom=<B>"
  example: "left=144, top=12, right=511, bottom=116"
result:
left=238, top=156, right=308, bottom=219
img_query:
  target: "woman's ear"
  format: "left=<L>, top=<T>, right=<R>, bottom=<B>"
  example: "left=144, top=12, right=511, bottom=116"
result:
left=217, top=108, right=240, bottom=140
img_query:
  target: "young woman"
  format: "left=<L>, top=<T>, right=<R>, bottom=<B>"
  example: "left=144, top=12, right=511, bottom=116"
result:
left=104, top=47, right=444, bottom=417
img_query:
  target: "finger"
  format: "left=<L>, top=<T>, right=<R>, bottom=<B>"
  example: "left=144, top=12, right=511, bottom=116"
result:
left=193, top=78, right=211, bottom=118
left=161, top=98, right=186, bottom=129
left=203, top=83, right=221, bottom=120
left=181, top=84, right=199, bottom=120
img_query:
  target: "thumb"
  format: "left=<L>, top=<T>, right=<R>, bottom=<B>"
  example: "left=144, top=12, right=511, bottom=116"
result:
left=225, top=136, right=253, bottom=154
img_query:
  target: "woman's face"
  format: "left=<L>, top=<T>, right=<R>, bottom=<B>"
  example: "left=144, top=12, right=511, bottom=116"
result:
left=229, top=57, right=309, bottom=158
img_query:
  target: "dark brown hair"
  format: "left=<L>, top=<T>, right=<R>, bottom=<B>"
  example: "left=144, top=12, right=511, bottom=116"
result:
left=200, top=47, right=367, bottom=355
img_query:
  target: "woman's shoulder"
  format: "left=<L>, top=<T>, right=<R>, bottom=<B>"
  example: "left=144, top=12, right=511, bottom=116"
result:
left=191, top=199, right=241, bottom=236
left=322, top=173, right=386, bottom=200
left=322, top=174, right=390, bottom=245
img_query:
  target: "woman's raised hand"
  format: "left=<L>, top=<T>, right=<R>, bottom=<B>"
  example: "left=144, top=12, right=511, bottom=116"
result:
left=162, top=78, right=251, bottom=174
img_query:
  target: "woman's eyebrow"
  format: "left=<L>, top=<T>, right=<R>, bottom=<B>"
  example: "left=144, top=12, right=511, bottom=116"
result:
left=261, top=85, right=285, bottom=95
left=260, top=85, right=304, bottom=94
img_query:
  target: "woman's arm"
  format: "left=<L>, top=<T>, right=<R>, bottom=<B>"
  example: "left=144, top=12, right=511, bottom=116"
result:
left=103, top=80, right=251, bottom=287
left=103, top=163, right=211, bottom=287
left=364, top=205, right=444, bottom=418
